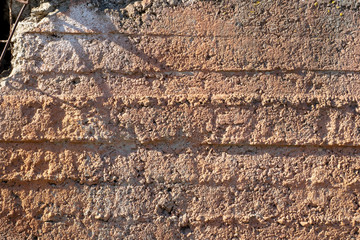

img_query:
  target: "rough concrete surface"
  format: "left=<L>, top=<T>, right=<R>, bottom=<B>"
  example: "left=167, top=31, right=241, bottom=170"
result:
left=0, top=0, right=360, bottom=239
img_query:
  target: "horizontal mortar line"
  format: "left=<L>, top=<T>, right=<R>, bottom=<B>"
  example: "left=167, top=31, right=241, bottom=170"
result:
left=116, top=31, right=360, bottom=40
left=1, top=139, right=360, bottom=149
left=25, top=31, right=250, bottom=38
left=23, top=31, right=360, bottom=40
left=0, top=139, right=137, bottom=145
left=175, top=69, right=360, bottom=75
left=24, top=31, right=360, bottom=40
left=0, top=178, right=345, bottom=190
left=0, top=179, right=237, bottom=188
left=199, top=142, right=360, bottom=150
left=3, top=93, right=360, bottom=106
left=174, top=215, right=358, bottom=227
left=1, top=95, right=360, bottom=111
left=2, top=92, right=360, bottom=99
left=25, top=68, right=360, bottom=76
left=181, top=219, right=357, bottom=228
left=0, top=178, right=121, bottom=187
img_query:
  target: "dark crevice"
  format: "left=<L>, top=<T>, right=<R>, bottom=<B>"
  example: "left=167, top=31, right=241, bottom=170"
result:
left=180, top=225, right=192, bottom=235
left=0, top=0, right=12, bottom=77
left=0, top=1, right=9, bottom=40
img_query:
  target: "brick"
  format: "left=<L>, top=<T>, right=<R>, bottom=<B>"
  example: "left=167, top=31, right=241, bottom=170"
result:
left=14, top=33, right=360, bottom=74
left=1, top=95, right=360, bottom=146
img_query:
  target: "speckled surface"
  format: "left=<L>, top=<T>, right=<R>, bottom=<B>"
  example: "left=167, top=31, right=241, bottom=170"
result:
left=0, top=0, right=360, bottom=239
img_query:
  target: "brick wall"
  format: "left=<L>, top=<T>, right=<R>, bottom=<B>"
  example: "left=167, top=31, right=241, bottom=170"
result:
left=0, top=0, right=360, bottom=239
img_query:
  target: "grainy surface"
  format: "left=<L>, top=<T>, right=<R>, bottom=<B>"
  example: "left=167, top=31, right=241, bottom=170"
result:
left=0, top=0, right=360, bottom=239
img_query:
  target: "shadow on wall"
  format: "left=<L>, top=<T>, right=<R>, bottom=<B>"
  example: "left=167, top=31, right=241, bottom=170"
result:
left=6, top=0, right=218, bottom=95
left=3, top=0, right=200, bottom=142
left=2, top=0, right=187, bottom=78
left=4, top=0, right=176, bottom=107
left=5, top=0, right=182, bottom=98
left=45, top=3, right=169, bottom=73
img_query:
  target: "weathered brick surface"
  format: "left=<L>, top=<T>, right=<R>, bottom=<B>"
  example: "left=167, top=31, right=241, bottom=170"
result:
left=1, top=0, right=360, bottom=239
left=15, top=33, right=360, bottom=73
left=1, top=143, right=360, bottom=239
left=1, top=95, right=360, bottom=146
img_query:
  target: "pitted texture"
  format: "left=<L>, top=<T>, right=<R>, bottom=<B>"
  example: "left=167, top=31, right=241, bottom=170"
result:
left=0, top=0, right=360, bottom=239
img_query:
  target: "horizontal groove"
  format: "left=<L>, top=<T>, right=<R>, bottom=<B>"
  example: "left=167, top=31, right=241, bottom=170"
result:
left=199, top=142, right=360, bottom=149
left=0, top=178, right=102, bottom=187
left=0, top=177, right=342, bottom=190
left=1, top=138, right=360, bottom=149
left=0, top=139, right=136, bottom=145
left=25, top=31, right=246, bottom=38
left=23, top=68, right=360, bottom=76
left=24, top=31, right=360, bottom=40
left=2, top=92, right=360, bottom=106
